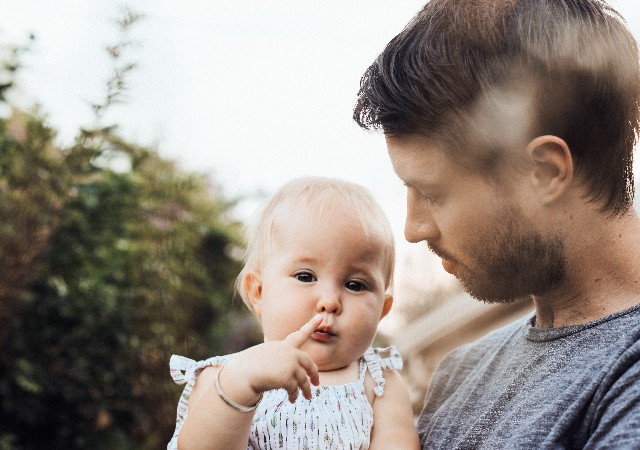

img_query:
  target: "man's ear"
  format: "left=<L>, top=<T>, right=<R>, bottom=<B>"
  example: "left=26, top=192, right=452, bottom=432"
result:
left=380, top=293, right=393, bottom=319
left=526, top=135, right=573, bottom=204
left=243, top=270, right=263, bottom=317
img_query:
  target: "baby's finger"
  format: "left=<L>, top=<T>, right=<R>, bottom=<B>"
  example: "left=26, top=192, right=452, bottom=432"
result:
left=299, top=353, right=319, bottom=386
left=284, top=314, right=323, bottom=348
left=295, top=367, right=313, bottom=400
left=286, top=384, right=299, bottom=404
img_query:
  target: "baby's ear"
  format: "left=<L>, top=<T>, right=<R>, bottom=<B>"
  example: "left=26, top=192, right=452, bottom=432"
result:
left=243, top=270, right=263, bottom=317
left=380, top=293, right=393, bottom=319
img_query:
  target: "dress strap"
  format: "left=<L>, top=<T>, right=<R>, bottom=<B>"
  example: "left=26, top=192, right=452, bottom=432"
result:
left=169, top=355, right=197, bottom=384
left=169, top=353, right=233, bottom=385
left=362, top=345, right=403, bottom=397
left=358, top=353, right=369, bottom=381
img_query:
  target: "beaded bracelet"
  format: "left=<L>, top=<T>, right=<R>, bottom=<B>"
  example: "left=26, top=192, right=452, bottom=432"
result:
left=214, top=365, right=262, bottom=413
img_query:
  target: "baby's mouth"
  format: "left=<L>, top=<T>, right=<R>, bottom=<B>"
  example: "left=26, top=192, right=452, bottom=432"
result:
left=311, top=327, right=336, bottom=342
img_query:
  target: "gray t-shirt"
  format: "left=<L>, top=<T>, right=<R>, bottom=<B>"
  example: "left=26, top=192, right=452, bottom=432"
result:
left=417, top=304, right=640, bottom=449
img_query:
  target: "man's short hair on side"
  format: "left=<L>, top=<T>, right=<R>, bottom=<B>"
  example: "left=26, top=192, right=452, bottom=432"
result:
left=354, top=0, right=640, bottom=215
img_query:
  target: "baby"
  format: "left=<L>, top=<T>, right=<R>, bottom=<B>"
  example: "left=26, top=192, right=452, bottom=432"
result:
left=168, top=176, right=419, bottom=449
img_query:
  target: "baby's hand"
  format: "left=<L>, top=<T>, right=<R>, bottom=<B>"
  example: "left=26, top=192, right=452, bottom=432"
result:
left=227, top=314, right=322, bottom=404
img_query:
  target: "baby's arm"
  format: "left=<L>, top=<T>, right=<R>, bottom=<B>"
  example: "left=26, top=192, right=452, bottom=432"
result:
left=369, top=370, right=420, bottom=450
left=177, top=315, right=322, bottom=450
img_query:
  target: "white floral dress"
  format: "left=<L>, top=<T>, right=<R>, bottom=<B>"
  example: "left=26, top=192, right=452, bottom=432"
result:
left=167, top=346, right=403, bottom=450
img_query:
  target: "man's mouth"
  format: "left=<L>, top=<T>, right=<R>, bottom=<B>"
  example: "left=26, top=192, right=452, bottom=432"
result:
left=427, top=242, right=449, bottom=259
left=441, top=258, right=455, bottom=274
left=428, top=243, right=457, bottom=273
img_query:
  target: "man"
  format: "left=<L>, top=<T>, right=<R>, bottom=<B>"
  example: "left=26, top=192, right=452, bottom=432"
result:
left=354, top=0, right=640, bottom=448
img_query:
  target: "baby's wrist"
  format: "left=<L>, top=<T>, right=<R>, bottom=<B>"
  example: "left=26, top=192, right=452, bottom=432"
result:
left=217, top=362, right=263, bottom=409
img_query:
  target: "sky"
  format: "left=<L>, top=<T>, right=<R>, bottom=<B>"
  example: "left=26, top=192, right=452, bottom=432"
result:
left=2, top=1, right=640, bottom=332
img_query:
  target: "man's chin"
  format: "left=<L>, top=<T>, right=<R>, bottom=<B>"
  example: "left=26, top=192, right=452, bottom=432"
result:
left=470, top=292, right=523, bottom=305
left=460, top=278, right=526, bottom=304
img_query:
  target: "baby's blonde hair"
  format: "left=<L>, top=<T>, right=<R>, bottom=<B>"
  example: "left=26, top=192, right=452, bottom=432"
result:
left=235, top=176, right=395, bottom=313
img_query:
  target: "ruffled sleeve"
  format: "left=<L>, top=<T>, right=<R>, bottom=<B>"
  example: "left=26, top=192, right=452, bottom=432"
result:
left=167, top=353, right=233, bottom=450
left=362, top=345, right=403, bottom=397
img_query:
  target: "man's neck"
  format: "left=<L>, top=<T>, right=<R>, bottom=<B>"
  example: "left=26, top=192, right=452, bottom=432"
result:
left=533, top=210, right=640, bottom=328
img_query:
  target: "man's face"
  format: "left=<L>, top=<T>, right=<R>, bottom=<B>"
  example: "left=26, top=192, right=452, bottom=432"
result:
left=386, top=133, right=565, bottom=303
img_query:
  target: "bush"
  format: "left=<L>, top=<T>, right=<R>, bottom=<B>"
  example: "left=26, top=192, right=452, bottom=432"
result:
left=0, top=30, right=259, bottom=449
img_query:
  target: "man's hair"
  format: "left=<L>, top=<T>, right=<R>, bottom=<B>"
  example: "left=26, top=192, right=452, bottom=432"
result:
left=354, top=0, right=640, bottom=214
left=235, top=176, right=395, bottom=312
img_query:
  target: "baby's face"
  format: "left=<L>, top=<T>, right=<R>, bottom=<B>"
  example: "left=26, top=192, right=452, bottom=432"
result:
left=248, top=206, right=391, bottom=372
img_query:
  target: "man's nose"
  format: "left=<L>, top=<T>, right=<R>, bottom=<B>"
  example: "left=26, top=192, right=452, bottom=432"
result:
left=404, top=188, right=439, bottom=243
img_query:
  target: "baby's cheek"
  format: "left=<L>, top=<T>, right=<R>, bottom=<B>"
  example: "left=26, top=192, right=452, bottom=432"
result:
left=352, top=317, right=380, bottom=345
left=261, top=320, right=296, bottom=342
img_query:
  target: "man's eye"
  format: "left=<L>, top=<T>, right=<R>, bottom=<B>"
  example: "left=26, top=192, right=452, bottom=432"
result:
left=295, top=272, right=316, bottom=283
left=345, top=280, right=365, bottom=292
left=420, top=191, right=439, bottom=204
left=406, top=184, right=440, bottom=205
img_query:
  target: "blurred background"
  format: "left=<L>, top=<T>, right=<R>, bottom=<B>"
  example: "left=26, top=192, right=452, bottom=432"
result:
left=1, top=1, right=639, bottom=448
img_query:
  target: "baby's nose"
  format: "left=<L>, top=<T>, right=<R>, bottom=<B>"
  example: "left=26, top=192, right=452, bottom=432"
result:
left=316, top=287, right=342, bottom=314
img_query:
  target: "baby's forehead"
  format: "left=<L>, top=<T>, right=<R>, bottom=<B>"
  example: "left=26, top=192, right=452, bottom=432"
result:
left=254, top=187, right=394, bottom=277
left=270, top=201, right=384, bottom=242
left=267, top=209, right=393, bottom=271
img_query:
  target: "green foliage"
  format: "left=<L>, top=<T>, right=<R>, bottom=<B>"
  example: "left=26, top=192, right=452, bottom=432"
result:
left=0, top=108, right=69, bottom=343
left=0, top=23, right=259, bottom=449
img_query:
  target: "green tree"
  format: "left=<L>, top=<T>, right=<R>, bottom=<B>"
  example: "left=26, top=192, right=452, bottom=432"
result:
left=0, top=15, right=259, bottom=449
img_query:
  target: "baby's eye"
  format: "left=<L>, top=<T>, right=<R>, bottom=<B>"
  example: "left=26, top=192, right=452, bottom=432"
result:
left=345, top=280, right=366, bottom=292
left=294, top=272, right=316, bottom=283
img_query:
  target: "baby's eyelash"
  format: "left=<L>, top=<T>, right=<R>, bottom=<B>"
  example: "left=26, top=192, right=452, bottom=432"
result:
left=294, top=271, right=316, bottom=283
left=345, top=280, right=368, bottom=292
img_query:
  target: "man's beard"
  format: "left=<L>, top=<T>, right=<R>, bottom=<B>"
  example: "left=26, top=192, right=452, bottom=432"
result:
left=433, top=205, right=566, bottom=303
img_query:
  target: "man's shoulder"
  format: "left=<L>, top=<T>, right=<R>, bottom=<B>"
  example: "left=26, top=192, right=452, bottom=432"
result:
left=441, top=303, right=640, bottom=374
left=420, top=305, right=640, bottom=449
